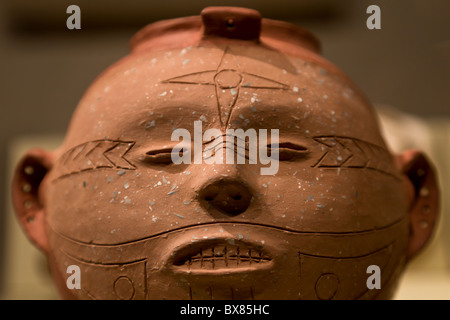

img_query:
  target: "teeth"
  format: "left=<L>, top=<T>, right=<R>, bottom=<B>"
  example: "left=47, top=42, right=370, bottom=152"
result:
left=176, top=244, right=271, bottom=270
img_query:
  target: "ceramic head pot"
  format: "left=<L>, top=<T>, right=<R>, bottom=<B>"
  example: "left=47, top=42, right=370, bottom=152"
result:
left=12, top=7, right=439, bottom=300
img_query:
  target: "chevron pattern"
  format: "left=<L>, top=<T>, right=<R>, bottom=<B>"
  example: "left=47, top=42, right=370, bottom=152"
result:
left=55, top=140, right=136, bottom=179
left=312, top=136, right=398, bottom=177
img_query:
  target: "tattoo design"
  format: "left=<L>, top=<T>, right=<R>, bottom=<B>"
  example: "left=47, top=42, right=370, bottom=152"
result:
left=163, top=47, right=289, bottom=128
left=62, top=249, right=147, bottom=300
left=299, top=244, right=393, bottom=300
left=54, top=140, right=136, bottom=180
left=53, top=218, right=406, bottom=300
left=312, top=136, right=397, bottom=178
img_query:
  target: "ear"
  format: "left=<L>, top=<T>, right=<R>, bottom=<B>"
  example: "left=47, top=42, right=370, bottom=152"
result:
left=11, top=148, right=54, bottom=253
left=397, top=150, right=439, bottom=261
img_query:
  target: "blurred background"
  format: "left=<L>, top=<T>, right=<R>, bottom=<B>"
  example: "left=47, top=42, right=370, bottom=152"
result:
left=0, top=0, right=449, bottom=299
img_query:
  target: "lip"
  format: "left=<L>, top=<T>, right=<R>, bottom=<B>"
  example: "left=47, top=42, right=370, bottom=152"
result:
left=170, top=238, right=273, bottom=273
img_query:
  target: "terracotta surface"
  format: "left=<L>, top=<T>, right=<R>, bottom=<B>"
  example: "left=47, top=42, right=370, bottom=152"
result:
left=12, top=7, right=439, bottom=300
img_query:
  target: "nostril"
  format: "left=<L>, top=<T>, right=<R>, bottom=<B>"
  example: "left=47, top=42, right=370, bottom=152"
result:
left=199, top=179, right=252, bottom=216
left=232, top=194, right=242, bottom=200
left=225, top=18, right=235, bottom=30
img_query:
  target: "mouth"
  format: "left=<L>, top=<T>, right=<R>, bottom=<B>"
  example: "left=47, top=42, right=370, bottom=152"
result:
left=172, top=240, right=272, bottom=272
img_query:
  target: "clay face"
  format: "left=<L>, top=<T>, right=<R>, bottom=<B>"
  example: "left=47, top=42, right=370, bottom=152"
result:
left=12, top=7, right=439, bottom=300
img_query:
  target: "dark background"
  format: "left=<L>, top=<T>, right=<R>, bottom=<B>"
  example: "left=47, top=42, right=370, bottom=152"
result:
left=0, top=0, right=449, bottom=296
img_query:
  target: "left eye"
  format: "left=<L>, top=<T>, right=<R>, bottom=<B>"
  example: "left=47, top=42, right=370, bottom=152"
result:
left=143, top=148, right=179, bottom=164
left=268, top=142, right=309, bottom=161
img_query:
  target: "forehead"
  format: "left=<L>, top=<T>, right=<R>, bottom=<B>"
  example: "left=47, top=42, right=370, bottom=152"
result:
left=63, top=45, right=386, bottom=149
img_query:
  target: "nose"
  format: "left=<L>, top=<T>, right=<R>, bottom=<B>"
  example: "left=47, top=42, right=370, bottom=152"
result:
left=199, top=178, right=252, bottom=216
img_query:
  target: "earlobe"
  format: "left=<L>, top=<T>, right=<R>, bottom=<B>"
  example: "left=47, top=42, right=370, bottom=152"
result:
left=11, top=148, right=54, bottom=253
left=397, top=150, right=439, bottom=261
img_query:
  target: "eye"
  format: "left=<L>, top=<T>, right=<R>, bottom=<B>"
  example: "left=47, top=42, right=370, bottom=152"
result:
left=143, top=148, right=183, bottom=165
left=268, top=142, right=309, bottom=161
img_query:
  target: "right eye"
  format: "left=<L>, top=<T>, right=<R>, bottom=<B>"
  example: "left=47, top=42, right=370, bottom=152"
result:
left=143, top=148, right=181, bottom=165
left=268, top=142, right=309, bottom=161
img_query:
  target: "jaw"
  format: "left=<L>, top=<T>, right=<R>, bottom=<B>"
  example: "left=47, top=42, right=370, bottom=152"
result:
left=47, top=220, right=408, bottom=300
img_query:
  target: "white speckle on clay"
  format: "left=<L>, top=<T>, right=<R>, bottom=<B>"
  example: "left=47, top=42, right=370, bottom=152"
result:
left=124, top=182, right=130, bottom=189
left=182, top=59, right=190, bottom=65
left=160, top=91, right=167, bottom=97
left=168, top=185, right=178, bottom=195
left=146, top=120, right=156, bottom=129
left=199, top=115, right=207, bottom=122
left=293, top=86, right=299, bottom=92
left=298, top=97, right=303, bottom=102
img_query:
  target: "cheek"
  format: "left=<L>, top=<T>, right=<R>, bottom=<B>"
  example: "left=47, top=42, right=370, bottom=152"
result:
left=45, top=169, right=196, bottom=243
left=256, top=167, right=409, bottom=233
